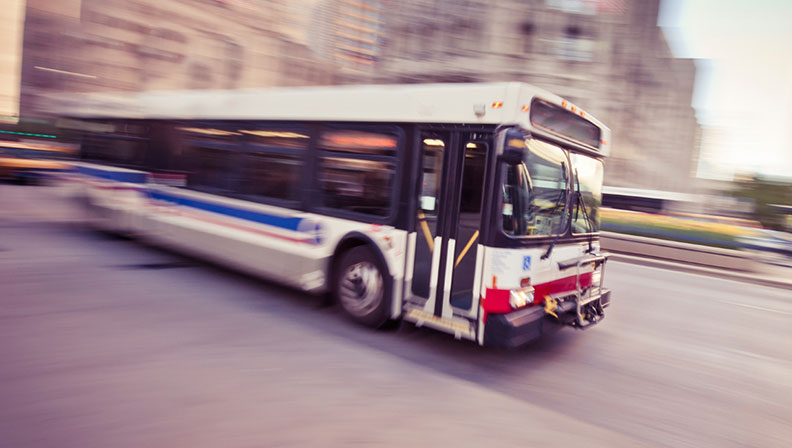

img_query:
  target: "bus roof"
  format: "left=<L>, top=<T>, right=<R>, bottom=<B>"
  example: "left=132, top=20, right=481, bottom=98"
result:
left=50, top=82, right=610, bottom=156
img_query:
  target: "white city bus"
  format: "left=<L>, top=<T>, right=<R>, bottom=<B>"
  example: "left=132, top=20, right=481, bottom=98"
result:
left=55, top=83, right=612, bottom=347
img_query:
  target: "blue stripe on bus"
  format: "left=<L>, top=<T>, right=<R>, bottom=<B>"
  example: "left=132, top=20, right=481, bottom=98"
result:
left=76, top=165, right=148, bottom=184
left=145, top=190, right=304, bottom=232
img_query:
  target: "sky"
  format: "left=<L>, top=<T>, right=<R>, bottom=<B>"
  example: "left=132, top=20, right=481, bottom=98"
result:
left=658, top=0, right=792, bottom=181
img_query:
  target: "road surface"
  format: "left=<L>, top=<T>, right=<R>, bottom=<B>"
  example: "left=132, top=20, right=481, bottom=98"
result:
left=1, top=184, right=791, bottom=447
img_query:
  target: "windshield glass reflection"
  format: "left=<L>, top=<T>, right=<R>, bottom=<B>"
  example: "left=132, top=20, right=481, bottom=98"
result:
left=502, top=138, right=569, bottom=236
left=570, top=153, right=604, bottom=234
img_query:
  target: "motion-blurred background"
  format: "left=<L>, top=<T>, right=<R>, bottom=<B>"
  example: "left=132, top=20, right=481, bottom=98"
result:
left=2, top=2, right=792, bottom=447
left=2, top=1, right=792, bottom=234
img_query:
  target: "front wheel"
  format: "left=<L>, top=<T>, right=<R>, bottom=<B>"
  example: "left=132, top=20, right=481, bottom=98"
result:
left=335, top=245, right=391, bottom=328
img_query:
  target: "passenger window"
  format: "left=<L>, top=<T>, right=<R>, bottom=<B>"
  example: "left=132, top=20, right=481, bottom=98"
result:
left=319, top=157, right=394, bottom=216
left=317, top=129, right=398, bottom=217
left=184, top=146, right=239, bottom=194
left=80, top=120, right=149, bottom=168
left=239, top=128, right=310, bottom=149
left=419, top=137, right=445, bottom=216
left=238, top=127, right=309, bottom=203
left=239, top=152, right=302, bottom=202
left=459, top=142, right=487, bottom=214
left=179, top=124, right=240, bottom=194
left=319, top=130, right=398, bottom=156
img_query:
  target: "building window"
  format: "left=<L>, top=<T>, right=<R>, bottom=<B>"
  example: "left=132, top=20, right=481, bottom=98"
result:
left=557, top=25, right=594, bottom=61
left=521, top=22, right=535, bottom=54
left=546, top=0, right=596, bottom=15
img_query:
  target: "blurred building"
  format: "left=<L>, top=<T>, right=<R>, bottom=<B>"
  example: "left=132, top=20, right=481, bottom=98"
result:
left=18, top=0, right=334, bottom=118
left=370, top=0, right=700, bottom=192
left=321, top=0, right=386, bottom=79
left=0, top=0, right=26, bottom=124
left=17, top=0, right=699, bottom=193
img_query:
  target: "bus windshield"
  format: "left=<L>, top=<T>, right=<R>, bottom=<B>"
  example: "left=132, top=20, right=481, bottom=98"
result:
left=570, top=153, right=604, bottom=234
left=502, top=138, right=569, bottom=237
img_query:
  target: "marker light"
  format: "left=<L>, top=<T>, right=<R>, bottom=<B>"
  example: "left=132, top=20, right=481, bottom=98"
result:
left=492, top=101, right=503, bottom=108
left=561, top=100, right=568, bottom=107
left=521, top=105, right=530, bottom=112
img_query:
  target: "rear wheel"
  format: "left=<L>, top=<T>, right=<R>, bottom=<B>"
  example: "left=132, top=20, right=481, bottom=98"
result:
left=335, top=245, right=391, bottom=328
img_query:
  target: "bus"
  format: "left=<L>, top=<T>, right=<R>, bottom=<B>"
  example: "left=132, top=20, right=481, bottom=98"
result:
left=602, top=186, right=698, bottom=214
left=54, top=83, right=612, bottom=347
left=0, top=140, right=76, bottom=183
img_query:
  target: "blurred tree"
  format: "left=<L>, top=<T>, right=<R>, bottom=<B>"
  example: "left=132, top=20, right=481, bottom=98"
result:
left=732, top=176, right=792, bottom=230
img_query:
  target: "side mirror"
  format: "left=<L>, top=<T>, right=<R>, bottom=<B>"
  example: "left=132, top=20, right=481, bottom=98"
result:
left=499, top=129, right=526, bottom=165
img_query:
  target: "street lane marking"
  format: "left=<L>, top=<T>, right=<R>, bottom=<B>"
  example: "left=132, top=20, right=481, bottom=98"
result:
left=724, top=301, right=792, bottom=316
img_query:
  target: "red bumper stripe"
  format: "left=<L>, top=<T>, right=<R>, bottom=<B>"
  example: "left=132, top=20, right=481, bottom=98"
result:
left=482, top=272, right=593, bottom=317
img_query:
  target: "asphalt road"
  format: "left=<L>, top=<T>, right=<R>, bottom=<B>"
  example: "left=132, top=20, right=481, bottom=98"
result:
left=1, top=184, right=791, bottom=447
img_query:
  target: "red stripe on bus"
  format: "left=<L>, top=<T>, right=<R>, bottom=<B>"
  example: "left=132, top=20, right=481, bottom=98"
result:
left=155, top=204, right=316, bottom=245
left=481, top=272, right=593, bottom=320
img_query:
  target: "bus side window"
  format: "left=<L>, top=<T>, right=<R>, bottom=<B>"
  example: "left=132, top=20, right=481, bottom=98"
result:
left=316, top=128, right=398, bottom=218
left=80, top=120, right=148, bottom=168
left=459, top=142, right=486, bottom=214
left=178, top=123, right=241, bottom=196
left=237, top=126, right=310, bottom=203
left=419, top=138, right=444, bottom=217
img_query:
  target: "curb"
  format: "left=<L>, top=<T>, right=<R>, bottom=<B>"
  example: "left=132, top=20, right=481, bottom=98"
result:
left=609, top=252, right=792, bottom=290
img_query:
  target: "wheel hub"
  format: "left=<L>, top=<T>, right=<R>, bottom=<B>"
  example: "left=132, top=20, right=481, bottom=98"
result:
left=339, top=261, right=383, bottom=317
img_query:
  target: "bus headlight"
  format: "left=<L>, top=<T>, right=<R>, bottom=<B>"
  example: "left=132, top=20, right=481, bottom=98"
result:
left=509, top=287, right=535, bottom=309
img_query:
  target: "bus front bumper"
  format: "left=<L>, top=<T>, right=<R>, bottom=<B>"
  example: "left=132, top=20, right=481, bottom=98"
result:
left=484, top=289, right=612, bottom=348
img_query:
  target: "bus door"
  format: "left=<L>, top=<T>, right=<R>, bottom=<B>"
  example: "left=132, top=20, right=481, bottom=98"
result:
left=406, top=129, right=489, bottom=338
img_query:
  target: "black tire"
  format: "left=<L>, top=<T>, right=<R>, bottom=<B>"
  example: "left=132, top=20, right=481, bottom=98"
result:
left=334, top=245, right=392, bottom=328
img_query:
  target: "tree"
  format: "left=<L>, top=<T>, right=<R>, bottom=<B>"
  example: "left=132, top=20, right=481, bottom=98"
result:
left=732, top=175, right=792, bottom=231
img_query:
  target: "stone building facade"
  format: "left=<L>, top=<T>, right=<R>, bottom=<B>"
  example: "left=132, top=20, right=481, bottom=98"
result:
left=17, top=0, right=699, bottom=192
left=367, top=0, right=700, bottom=192
left=19, top=0, right=333, bottom=117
